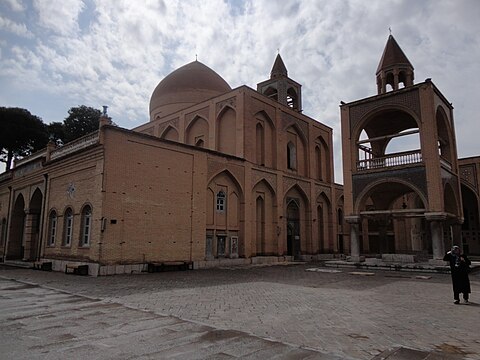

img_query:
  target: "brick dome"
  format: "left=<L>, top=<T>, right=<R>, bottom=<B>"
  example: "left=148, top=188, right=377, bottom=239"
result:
left=149, top=61, right=231, bottom=121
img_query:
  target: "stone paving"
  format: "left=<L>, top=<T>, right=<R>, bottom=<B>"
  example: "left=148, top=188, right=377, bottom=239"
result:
left=0, top=263, right=479, bottom=359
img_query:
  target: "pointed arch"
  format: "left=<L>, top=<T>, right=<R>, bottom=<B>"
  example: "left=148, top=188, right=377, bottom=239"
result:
left=444, top=183, right=459, bottom=216
left=254, top=110, right=276, bottom=168
left=252, top=178, right=277, bottom=256
left=286, top=87, right=299, bottom=110
left=285, top=124, right=307, bottom=176
left=316, top=192, right=332, bottom=252
left=160, top=125, right=179, bottom=142
left=216, top=105, right=236, bottom=155
left=186, top=115, right=209, bottom=148
left=436, top=106, right=454, bottom=166
left=315, top=136, right=331, bottom=182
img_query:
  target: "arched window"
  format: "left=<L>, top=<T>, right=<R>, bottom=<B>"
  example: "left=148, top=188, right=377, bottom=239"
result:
left=287, top=142, right=296, bottom=170
left=63, top=208, right=73, bottom=246
left=256, top=123, right=265, bottom=165
left=216, top=191, right=226, bottom=213
left=48, top=210, right=57, bottom=246
left=80, top=205, right=92, bottom=247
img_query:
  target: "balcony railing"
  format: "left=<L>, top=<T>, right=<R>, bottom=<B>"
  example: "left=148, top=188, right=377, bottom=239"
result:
left=357, top=150, right=422, bottom=171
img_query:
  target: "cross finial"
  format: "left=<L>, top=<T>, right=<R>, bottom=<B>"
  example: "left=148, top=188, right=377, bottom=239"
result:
left=277, top=48, right=280, bottom=55
left=389, top=27, right=392, bottom=35
left=195, top=54, right=197, bottom=61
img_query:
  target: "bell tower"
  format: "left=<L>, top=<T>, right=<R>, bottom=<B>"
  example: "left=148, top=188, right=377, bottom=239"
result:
left=257, top=54, right=302, bottom=112
left=376, top=35, right=414, bottom=94
left=341, top=35, right=463, bottom=263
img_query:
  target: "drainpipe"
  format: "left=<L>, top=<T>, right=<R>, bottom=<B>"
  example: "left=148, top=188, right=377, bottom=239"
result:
left=36, top=173, right=49, bottom=261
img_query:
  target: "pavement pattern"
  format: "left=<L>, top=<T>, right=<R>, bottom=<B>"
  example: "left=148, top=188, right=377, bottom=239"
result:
left=0, top=263, right=479, bottom=359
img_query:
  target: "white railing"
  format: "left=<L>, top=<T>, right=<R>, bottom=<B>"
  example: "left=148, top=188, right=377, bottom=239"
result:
left=357, top=150, right=422, bottom=171
left=50, top=131, right=99, bottom=161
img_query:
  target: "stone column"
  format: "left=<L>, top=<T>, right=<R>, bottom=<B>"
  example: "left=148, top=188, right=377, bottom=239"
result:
left=346, top=216, right=363, bottom=262
left=426, top=213, right=447, bottom=260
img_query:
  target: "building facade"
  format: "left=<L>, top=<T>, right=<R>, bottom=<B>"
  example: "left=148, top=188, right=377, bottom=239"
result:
left=0, top=55, right=342, bottom=274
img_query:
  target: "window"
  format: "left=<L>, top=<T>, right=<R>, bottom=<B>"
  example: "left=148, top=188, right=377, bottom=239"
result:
left=80, top=205, right=92, bottom=247
left=48, top=211, right=57, bottom=246
left=63, top=208, right=73, bottom=246
left=216, top=191, right=226, bottom=212
left=287, top=142, right=296, bottom=170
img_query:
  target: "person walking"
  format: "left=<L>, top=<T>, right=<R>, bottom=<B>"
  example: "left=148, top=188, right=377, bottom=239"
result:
left=444, top=245, right=471, bottom=304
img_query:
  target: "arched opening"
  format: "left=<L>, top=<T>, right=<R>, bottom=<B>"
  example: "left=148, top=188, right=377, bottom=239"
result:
left=287, top=87, right=299, bottom=110
left=315, top=146, right=322, bottom=180
left=25, top=188, right=43, bottom=260
left=436, top=107, right=454, bottom=167
left=264, top=86, right=278, bottom=101
left=357, top=180, right=428, bottom=255
left=186, top=116, right=209, bottom=148
left=285, top=185, right=310, bottom=258
left=386, top=72, right=394, bottom=92
left=286, top=125, right=307, bottom=176
left=7, top=194, right=25, bottom=260
left=356, top=109, right=421, bottom=171
left=256, top=123, right=265, bottom=166
left=315, top=137, right=331, bottom=182
left=216, top=106, right=236, bottom=155
left=252, top=179, right=277, bottom=256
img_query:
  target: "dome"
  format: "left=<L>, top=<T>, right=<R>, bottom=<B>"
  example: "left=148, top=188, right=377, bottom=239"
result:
left=149, top=61, right=232, bottom=120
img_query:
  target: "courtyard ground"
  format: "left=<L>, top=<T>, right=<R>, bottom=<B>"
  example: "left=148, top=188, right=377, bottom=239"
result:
left=0, top=262, right=479, bottom=359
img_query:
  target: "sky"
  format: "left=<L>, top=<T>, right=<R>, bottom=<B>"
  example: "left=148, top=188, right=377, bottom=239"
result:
left=0, top=0, right=479, bottom=182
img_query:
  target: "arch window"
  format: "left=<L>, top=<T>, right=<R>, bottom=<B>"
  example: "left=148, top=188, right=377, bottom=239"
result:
left=256, top=123, right=265, bottom=165
left=216, top=191, right=226, bottom=213
left=80, top=205, right=92, bottom=247
left=287, top=142, right=296, bottom=170
left=63, top=208, right=73, bottom=247
left=48, top=210, right=57, bottom=246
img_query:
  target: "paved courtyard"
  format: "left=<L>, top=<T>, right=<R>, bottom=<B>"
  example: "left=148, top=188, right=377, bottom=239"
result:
left=0, top=263, right=479, bottom=359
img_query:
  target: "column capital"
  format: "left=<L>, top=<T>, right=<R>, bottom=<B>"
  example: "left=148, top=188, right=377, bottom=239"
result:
left=425, top=212, right=447, bottom=221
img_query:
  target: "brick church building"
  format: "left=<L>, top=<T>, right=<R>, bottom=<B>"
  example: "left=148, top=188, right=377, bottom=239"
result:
left=0, top=36, right=478, bottom=275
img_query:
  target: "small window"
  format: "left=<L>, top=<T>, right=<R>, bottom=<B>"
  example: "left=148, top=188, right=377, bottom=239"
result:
left=63, top=208, right=73, bottom=247
left=287, top=142, right=296, bottom=170
left=48, top=210, right=57, bottom=246
left=81, top=205, right=92, bottom=247
left=216, top=191, right=226, bottom=212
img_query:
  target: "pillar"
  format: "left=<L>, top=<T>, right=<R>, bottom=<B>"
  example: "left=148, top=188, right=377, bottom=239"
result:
left=346, top=215, right=363, bottom=262
left=426, top=213, right=447, bottom=260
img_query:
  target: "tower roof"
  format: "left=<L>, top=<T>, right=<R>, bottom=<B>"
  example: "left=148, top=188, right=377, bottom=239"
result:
left=270, top=54, right=288, bottom=78
left=376, top=35, right=413, bottom=74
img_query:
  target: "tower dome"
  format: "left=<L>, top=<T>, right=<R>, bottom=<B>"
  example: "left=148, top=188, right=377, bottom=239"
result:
left=149, top=61, right=232, bottom=121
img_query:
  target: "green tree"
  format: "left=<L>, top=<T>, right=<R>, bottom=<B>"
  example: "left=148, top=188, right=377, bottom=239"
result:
left=63, top=105, right=101, bottom=143
left=47, top=121, right=66, bottom=146
left=0, top=107, right=48, bottom=170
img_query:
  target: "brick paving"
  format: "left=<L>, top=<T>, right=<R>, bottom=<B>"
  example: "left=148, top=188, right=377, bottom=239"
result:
left=1, top=263, right=479, bottom=359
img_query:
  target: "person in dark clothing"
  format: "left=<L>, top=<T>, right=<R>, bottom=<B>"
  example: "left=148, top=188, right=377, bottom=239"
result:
left=444, top=245, right=471, bottom=304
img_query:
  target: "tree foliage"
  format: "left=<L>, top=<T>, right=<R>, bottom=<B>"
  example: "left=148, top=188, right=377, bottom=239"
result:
left=63, top=105, right=101, bottom=143
left=0, top=107, right=48, bottom=170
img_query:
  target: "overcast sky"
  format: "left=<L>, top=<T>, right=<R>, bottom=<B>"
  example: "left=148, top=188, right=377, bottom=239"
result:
left=1, top=0, right=479, bottom=182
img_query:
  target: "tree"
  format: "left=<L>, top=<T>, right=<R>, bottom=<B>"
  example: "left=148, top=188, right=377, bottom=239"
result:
left=0, top=107, right=48, bottom=170
left=63, top=105, right=101, bottom=143
left=47, top=121, right=66, bottom=146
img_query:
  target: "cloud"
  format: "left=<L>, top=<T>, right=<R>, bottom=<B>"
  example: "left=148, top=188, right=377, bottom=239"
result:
left=32, top=0, right=84, bottom=35
left=4, top=0, right=25, bottom=12
left=0, top=16, right=33, bottom=38
left=0, top=0, right=479, bottom=181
